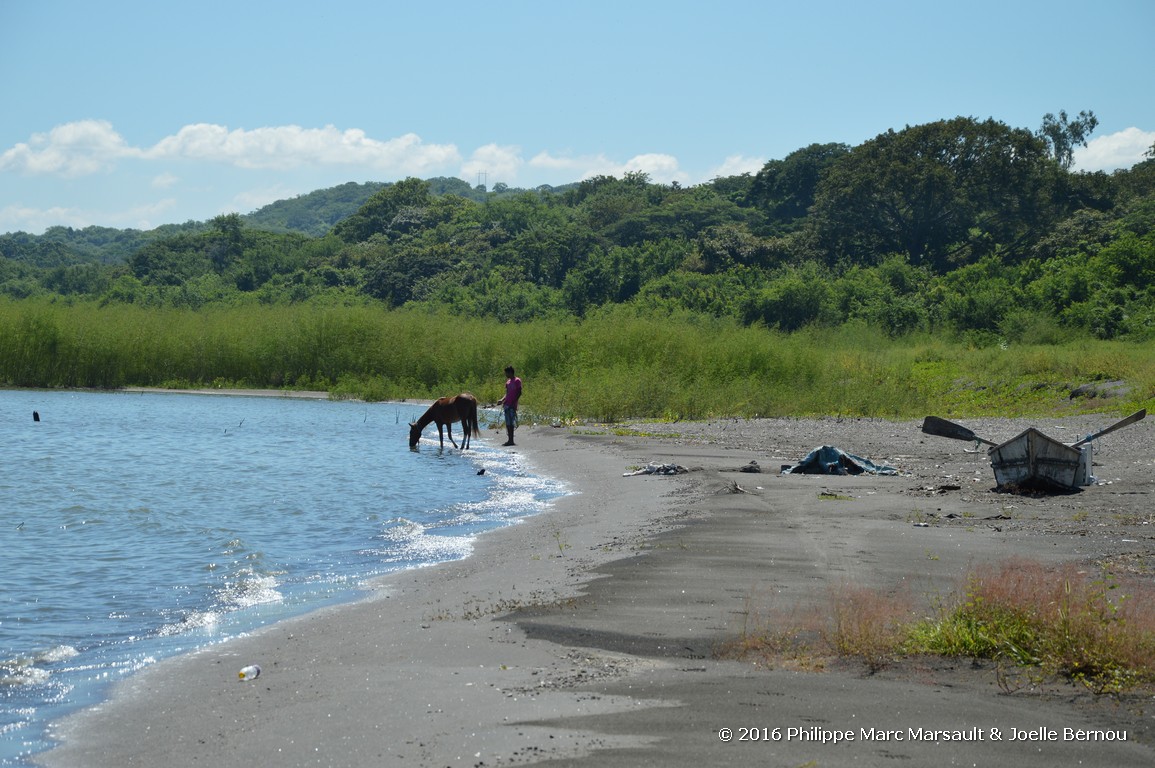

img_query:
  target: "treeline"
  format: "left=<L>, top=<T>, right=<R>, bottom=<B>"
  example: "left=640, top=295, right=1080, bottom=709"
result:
left=2, top=114, right=1154, bottom=346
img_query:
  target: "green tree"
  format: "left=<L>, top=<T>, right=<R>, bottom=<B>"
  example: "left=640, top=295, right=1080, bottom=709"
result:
left=740, top=263, right=831, bottom=330
left=562, top=246, right=642, bottom=314
left=1037, top=109, right=1098, bottom=170
left=748, top=142, right=850, bottom=231
left=362, top=241, right=454, bottom=307
left=43, top=263, right=112, bottom=296
left=937, top=256, right=1024, bottom=334
left=332, top=178, right=433, bottom=243
left=832, top=255, right=931, bottom=336
left=810, top=117, right=1053, bottom=271
left=243, top=181, right=386, bottom=236
left=605, top=186, right=753, bottom=247
left=694, top=223, right=783, bottom=272
left=569, top=173, right=662, bottom=234
left=634, top=269, right=761, bottom=319
left=209, top=213, right=245, bottom=273
left=129, top=236, right=212, bottom=286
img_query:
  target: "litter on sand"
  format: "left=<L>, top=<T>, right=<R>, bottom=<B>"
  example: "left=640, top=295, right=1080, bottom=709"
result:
left=624, top=462, right=689, bottom=477
left=781, top=446, right=898, bottom=476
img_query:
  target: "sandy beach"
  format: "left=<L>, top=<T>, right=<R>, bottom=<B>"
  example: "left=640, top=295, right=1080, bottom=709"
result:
left=38, top=411, right=1155, bottom=767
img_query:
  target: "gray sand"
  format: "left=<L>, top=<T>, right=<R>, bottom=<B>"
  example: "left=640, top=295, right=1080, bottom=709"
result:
left=38, top=413, right=1155, bottom=767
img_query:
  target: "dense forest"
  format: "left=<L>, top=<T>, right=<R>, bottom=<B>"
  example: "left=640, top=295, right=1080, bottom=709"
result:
left=3, top=113, right=1153, bottom=346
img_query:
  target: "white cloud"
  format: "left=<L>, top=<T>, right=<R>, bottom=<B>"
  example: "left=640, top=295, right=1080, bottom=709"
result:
left=708, top=154, right=766, bottom=179
left=122, top=199, right=179, bottom=230
left=525, top=150, right=625, bottom=186
left=0, top=198, right=179, bottom=234
left=2, top=117, right=750, bottom=191
left=228, top=185, right=301, bottom=215
left=0, top=203, right=80, bottom=233
left=620, top=153, right=688, bottom=185
left=145, top=124, right=461, bottom=174
left=0, top=120, right=135, bottom=177
left=530, top=150, right=612, bottom=175
left=0, top=119, right=793, bottom=233
left=461, top=144, right=524, bottom=186
left=529, top=150, right=690, bottom=185
left=1, top=121, right=463, bottom=177
left=1072, top=127, right=1154, bottom=172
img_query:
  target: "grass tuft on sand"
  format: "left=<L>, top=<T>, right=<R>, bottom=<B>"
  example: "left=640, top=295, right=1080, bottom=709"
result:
left=722, top=558, right=1155, bottom=694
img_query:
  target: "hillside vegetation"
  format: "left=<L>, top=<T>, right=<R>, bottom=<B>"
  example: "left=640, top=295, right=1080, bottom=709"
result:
left=2, top=114, right=1153, bottom=419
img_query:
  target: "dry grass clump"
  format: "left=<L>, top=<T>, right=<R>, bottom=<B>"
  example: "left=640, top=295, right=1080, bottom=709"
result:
left=721, top=558, right=1155, bottom=693
left=907, top=559, right=1155, bottom=692
left=722, top=593, right=829, bottom=671
left=825, top=585, right=916, bottom=672
left=721, top=585, right=917, bottom=673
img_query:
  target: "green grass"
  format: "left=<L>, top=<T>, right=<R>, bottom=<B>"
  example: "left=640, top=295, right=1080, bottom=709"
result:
left=1, top=298, right=1152, bottom=420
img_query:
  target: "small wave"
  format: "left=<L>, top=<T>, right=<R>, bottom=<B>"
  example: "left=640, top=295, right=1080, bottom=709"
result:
left=375, top=517, right=426, bottom=542
left=156, top=610, right=221, bottom=637
left=62, top=655, right=155, bottom=679
left=0, top=661, right=51, bottom=687
left=0, top=646, right=79, bottom=687
left=153, top=569, right=282, bottom=639
left=37, top=645, right=79, bottom=664
left=370, top=517, right=473, bottom=565
left=219, top=569, right=283, bottom=609
left=0, top=710, right=36, bottom=737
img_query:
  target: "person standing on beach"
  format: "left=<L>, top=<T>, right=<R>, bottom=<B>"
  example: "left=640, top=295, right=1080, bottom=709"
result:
left=501, top=366, right=522, bottom=446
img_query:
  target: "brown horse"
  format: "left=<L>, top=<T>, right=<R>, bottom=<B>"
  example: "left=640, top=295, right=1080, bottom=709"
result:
left=409, top=393, right=480, bottom=450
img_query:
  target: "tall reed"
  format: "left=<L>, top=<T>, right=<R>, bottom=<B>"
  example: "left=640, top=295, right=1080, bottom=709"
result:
left=1, top=299, right=1152, bottom=419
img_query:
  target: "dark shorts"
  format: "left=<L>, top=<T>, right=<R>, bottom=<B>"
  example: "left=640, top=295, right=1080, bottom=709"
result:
left=503, top=406, right=518, bottom=428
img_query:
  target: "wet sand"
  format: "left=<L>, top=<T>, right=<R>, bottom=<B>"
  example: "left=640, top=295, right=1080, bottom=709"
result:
left=38, top=412, right=1155, bottom=767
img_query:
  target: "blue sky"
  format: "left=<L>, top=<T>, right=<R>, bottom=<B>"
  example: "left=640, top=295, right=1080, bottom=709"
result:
left=2, top=0, right=1152, bottom=234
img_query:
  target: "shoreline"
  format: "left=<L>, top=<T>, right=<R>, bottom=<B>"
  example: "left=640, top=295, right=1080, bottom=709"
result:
left=37, top=423, right=686, bottom=767
left=38, top=413, right=1155, bottom=767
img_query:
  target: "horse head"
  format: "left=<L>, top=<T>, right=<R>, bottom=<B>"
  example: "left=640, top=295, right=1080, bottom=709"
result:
left=408, top=421, right=422, bottom=449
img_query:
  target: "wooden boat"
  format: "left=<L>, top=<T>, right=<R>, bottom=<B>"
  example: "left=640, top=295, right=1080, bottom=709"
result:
left=921, top=409, right=1145, bottom=493
left=987, top=428, right=1091, bottom=491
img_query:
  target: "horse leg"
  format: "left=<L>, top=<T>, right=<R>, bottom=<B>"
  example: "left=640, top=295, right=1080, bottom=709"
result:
left=468, top=402, right=478, bottom=449
left=448, top=421, right=459, bottom=449
left=437, top=423, right=446, bottom=449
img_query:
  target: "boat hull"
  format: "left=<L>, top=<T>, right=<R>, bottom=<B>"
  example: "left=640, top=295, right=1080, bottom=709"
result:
left=988, top=427, right=1092, bottom=491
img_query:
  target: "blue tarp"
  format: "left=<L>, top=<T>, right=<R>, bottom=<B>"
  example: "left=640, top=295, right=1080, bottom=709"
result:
left=782, top=445, right=898, bottom=476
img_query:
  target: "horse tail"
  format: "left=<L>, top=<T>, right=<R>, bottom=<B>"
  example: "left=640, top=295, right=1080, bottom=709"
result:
left=469, top=396, right=480, bottom=437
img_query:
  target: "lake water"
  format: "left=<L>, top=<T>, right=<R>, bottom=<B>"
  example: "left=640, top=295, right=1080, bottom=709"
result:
left=0, top=389, right=565, bottom=766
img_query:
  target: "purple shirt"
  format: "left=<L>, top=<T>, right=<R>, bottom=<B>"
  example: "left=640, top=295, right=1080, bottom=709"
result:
left=503, top=377, right=522, bottom=408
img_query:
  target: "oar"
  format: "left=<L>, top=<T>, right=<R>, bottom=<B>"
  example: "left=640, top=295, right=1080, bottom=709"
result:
left=1072, top=409, right=1146, bottom=447
left=921, top=416, right=999, bottom=447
